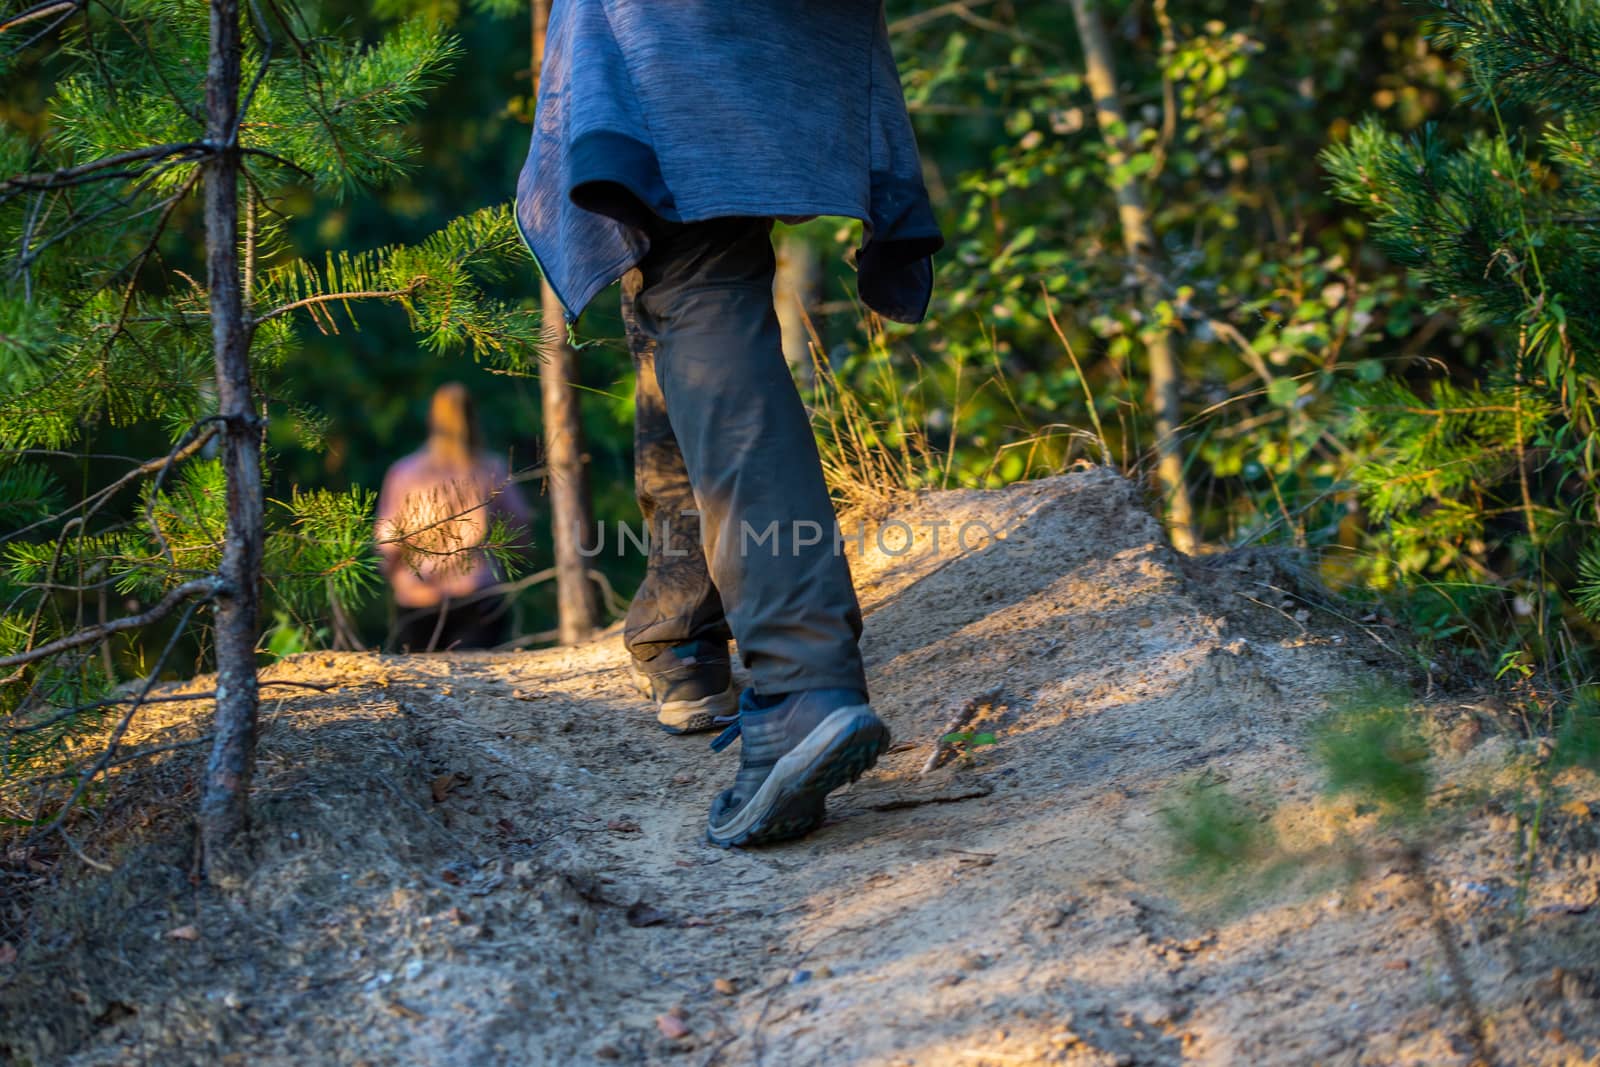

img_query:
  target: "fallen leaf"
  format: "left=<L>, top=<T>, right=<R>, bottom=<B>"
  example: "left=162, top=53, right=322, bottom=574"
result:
left=431, top=772, right=469, bottom=803
left=607, top=818, right=640, bottom=834
left=440, top=870, right=462, bottom=886
left=655, top=1013, right=691, bottom=1040
left=165, top=925, right=200, bottom=942
left=713, top=977, right=738, bottom=996
left=383, top=998, right=423, bottom=1020
left=0, top=942, right=16, bottom=966
left=441, top=907, right=469, bottom=924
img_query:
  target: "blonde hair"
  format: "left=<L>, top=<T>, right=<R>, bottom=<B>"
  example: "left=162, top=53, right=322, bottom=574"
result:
left=427, top=382, right=481, bottom=466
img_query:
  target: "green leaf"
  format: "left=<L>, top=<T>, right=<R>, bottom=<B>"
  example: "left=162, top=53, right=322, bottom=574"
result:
left=1267, top=378, right=1300, bottom=409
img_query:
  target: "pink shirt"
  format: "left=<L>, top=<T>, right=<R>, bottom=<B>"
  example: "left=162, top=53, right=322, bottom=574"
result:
left=375, top=449, right=533, bottom=608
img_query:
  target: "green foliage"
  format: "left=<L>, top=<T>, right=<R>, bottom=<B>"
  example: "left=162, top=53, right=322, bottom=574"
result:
left=1551, top=689, right=1600, bottom=774
left=1162, top=777, right=1278, bottom=886
left=1324, top=0, right=1600, bottom=673
left=265, top=486, right=384, bottom=615
left=1431, top=0, right=1600, bottom=112
left=1314, top=685, right=1433, bottom=818
left=0, top=0, right=538, bottom=817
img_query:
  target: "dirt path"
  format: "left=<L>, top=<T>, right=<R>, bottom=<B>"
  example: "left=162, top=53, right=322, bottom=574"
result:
left=3, top=470, right=1598, bottom=1066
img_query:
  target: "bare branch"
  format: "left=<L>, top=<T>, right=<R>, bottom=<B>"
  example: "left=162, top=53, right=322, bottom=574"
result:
left=1, top=142, right=209, bottom=194
left=6, top=679, right=335, bottom=738
left=392, top=566, right=556, bottom=630
left=0, top=577, right=222, bottom=674
left=19, top=598, right=202, bottom=843
left=0, top=0, right=80, bottom=35
left=1, top=422, right=219, bottom=547
left=887, top=0, right=1004, bottom=35
left=5, top=734, right=213, bottom=794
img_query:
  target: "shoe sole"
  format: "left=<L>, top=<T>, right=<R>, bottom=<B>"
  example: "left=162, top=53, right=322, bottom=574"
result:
left=706, top=706, right=890, bottom=848
left=629, top=661, right=737, bottom=734
left=657, top=685, right=739, bottom=735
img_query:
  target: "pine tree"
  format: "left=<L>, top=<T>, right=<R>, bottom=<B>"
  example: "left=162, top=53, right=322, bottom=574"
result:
left=1324, top=0, right=1600, bottom=668
left=0, top=0, right=537, bottom=881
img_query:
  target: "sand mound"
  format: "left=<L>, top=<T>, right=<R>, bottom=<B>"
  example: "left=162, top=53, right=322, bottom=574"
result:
left=3, top=469, right=1597, bottom=1066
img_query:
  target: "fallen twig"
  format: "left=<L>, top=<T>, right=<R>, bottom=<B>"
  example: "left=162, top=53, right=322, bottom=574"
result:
left=922, top=685, right=1004, bottom=775
left=865, top=781, right=994, bottom=811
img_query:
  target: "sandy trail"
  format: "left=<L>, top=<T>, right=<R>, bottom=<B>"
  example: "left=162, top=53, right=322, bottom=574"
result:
left=3, top=470, right=1598, bottom=1066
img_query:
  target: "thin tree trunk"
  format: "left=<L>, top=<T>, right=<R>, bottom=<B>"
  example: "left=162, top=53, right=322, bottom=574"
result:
left=533, top=0, right=600, bottom=643
left=540, top=287, right=601, bottom=642
left=774, top=233, right=821, bottom=388
left=1068, top=0, right=1198, bottom=554
left=198, top=0, right=264, bottom=885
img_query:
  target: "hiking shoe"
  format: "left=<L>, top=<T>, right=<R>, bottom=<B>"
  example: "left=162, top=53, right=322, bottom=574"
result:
left=705, top=688, right=890, bottom=848
left=629, top=639, right=739, bottom=734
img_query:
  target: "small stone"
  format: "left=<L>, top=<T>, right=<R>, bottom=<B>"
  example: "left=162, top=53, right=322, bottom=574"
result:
left=812, top=965, right=833, bottom=980
left=594, top=1044, right=622, bottom=1060
left=222, top=991, right=243, bottom=1011
left=713, top=978, right=738, bottom=996
left=1129, top=997, right=1173, bottom=1026
left=403, top=960, right=425, bottom=981
left=656, top=1013, right=691, bottom=1040
left=1447, top=717, right=1482, bottom=755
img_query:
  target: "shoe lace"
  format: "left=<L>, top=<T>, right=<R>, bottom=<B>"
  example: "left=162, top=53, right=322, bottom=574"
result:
left=708, top=714, right=741, bottom=753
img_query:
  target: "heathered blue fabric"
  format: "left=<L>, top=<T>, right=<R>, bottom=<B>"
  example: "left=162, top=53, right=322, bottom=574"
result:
left=515, top=0, right=942, bottom=323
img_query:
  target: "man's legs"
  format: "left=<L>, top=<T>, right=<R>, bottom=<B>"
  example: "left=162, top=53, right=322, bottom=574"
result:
left=629, top=217, right=866, bottom=696
left=620, top=269, right=733, bottom=660
left=621, top=271, right=741, bottom=732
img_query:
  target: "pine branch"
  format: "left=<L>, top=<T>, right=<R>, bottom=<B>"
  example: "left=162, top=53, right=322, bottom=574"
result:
left=0, top=423, right=219, bottom=547
left=0, top=576, right=222, bottom=674
left=0, top=142, right=209, bottom=195
left=253, top=283, right=423, bottom=325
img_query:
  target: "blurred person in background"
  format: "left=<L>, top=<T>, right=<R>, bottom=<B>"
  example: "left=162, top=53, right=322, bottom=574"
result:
left=376, top=383, right=533, bottom=652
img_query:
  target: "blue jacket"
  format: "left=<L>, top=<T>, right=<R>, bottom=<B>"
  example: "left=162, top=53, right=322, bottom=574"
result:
left=515, top=0, right=942, bottom=323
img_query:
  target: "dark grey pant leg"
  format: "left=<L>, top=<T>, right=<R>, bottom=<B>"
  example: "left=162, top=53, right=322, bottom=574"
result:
left=631, top=218, right=866, bottom=696
left=621, top=269, right=732, bottom=658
